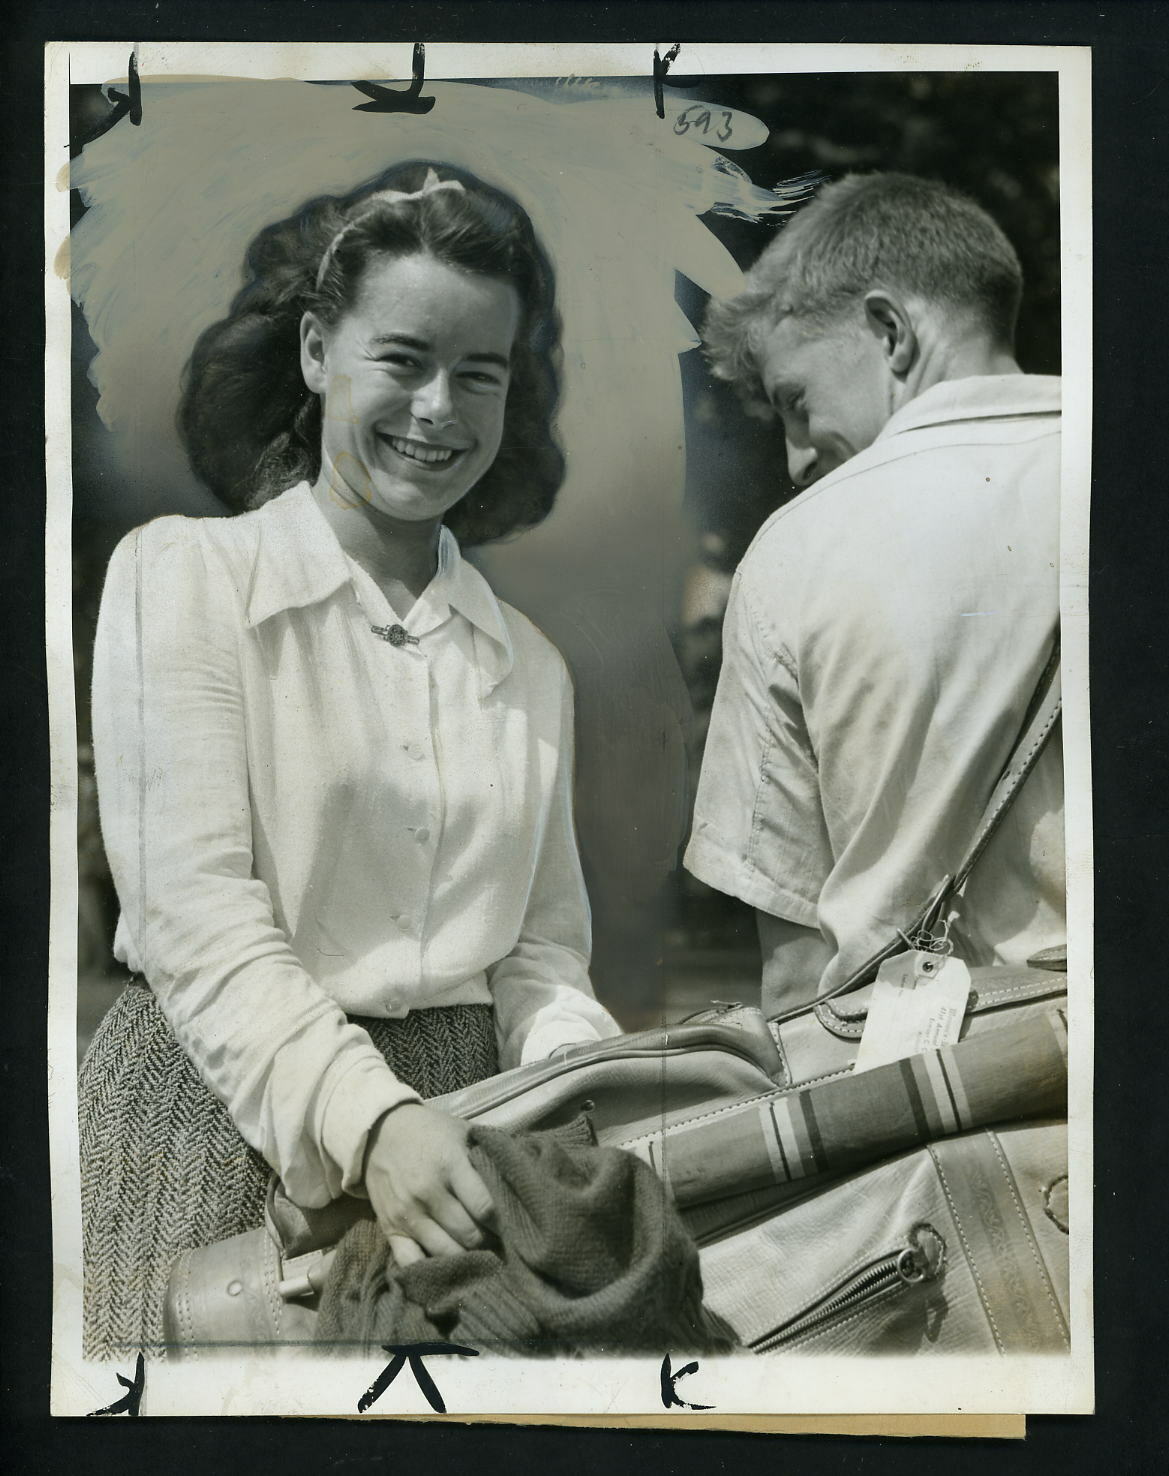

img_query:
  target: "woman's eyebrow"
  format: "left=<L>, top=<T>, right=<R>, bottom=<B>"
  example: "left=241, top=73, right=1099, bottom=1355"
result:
left=369, top=332, right=430, bottom=349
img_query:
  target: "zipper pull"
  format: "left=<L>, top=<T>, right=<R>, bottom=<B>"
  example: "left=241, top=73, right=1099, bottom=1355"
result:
left=896, top=1222, right=947, bottom=1284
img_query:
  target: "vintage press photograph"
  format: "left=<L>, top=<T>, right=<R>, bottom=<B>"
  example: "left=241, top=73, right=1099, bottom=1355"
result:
left=46, top=43, right=1093, bottom=1416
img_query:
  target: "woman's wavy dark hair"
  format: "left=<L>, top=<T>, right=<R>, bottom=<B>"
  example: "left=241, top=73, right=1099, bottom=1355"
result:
left=178, top=161, right=565, bottom=544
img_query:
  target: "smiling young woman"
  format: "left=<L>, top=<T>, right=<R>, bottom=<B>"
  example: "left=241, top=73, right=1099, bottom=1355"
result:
left=299, top=251, right=522, bottom=612
left=79, top=163, right=621, bottom=1360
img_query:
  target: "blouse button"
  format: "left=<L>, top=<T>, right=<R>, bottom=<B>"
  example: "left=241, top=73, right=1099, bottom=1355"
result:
left=414, top=827, right=430, bottom=845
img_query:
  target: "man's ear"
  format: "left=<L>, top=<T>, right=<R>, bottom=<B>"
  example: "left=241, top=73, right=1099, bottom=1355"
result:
left=300, top=311, right=329, bottom=396
left=862, top=291, right=917, bottom=376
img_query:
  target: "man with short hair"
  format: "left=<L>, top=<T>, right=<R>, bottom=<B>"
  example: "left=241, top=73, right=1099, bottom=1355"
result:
left=684, top=173, right=1065, bottom=1017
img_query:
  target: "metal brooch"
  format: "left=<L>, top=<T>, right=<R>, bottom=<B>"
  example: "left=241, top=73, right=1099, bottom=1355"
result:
left=370, top=623, right=420, bottom=648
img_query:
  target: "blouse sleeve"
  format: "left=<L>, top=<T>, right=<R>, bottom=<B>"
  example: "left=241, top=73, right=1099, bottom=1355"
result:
left=91, top=522, right=420, bottom=1207
left=486, top=660, right=622, bottom=1067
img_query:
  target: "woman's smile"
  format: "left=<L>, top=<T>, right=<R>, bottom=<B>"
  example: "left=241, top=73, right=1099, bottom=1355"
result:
left=376, top=432, right=467, bottom=469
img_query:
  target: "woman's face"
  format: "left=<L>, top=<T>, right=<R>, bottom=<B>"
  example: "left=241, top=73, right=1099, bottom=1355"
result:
left=301, top=252, right=521, bottom=527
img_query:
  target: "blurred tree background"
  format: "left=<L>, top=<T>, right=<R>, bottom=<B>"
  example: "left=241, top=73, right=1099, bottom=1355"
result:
left=72, top=70, right=1060, bottom=1036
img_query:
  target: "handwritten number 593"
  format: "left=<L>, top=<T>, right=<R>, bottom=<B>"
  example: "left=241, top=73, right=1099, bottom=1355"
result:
left=672, top=105, right=734, bottom=144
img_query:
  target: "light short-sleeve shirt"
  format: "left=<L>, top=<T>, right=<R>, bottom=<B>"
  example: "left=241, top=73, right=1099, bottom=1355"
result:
left=684, top=375, right=1065, bottom=1012
left=92, top=482, right=619, bottom=1206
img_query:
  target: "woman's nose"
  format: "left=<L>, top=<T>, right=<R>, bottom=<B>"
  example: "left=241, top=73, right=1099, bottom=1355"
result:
left=413, top=372, right=456, bottom=429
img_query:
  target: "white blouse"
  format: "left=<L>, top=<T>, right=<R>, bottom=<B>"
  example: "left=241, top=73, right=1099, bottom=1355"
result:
left=91, top=482, right=620, bottom=1207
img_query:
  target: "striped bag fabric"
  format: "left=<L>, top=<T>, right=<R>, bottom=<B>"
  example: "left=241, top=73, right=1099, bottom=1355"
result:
left=621, top=1005, right=1067, bottom=1215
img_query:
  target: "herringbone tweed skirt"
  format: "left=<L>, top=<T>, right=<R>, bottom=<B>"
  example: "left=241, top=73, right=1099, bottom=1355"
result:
left=79, top=979, right=499, bottom=1361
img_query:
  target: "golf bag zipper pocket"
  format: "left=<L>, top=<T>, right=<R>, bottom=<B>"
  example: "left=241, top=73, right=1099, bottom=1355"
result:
left=750, top=1222, right=946, bottom=1353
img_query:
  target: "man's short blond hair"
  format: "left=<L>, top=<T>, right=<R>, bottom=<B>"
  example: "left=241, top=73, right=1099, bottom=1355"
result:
left=704, top=172, right=1024, bottom=411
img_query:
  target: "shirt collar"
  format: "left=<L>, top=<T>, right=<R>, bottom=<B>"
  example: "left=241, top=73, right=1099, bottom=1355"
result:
left=875, top=373, right=1061, bottom=443
left=414, top=528, right=516, bottom=692
left=244, top=482, right=515, bottom=689
left=244, top=483, right=352, bottom=627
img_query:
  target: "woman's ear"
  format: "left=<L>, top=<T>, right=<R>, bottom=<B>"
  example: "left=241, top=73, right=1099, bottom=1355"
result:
left=300, top=312, right=329, bottom=396
left=862, top=290, right=917, bottom=376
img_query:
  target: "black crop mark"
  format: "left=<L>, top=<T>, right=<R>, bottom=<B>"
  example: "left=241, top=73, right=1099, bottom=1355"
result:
left=352, top=45, right=435, bottom=116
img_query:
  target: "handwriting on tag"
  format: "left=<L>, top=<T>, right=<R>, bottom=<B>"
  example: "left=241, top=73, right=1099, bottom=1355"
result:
left=853, top=951, right=972, bottom=1074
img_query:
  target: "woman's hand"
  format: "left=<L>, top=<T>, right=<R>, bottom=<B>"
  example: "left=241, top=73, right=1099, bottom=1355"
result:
left=362, top=1102, right=496, bottom=1267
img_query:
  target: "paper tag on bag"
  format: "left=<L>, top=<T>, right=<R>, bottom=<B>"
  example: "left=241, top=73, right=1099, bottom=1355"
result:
left=852, top=950, right=972, bottom=1074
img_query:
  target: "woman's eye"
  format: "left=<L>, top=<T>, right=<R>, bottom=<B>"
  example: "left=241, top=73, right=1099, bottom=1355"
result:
left=460, top=370, right=506, bottom=391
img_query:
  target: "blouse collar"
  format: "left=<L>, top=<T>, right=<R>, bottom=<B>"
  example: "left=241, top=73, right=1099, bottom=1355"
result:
left=243, top=482, right=515, bottom=689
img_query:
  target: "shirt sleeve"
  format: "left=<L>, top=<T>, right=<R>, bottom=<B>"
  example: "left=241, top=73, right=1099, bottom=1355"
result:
left=683, top=565, right=833, bottom=927
left=91, top=523, right=420, bottom=1208
left=486, top=661, right=622, bottom=1067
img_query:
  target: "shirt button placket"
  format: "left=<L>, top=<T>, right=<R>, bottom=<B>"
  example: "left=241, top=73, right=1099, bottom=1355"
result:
left=405, top=645, right=435, bottom=990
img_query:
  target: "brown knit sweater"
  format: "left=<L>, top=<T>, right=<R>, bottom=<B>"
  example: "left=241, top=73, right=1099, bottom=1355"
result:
left=314, top=1124, right=738, bottom=1357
